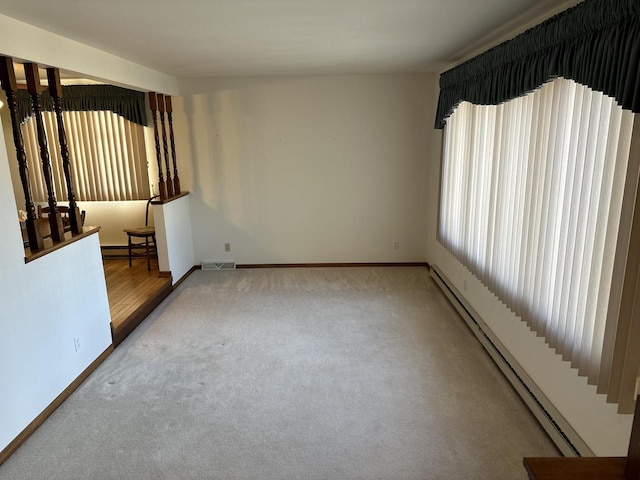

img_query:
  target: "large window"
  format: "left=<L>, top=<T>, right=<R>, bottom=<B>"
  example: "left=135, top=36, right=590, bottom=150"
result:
left=22, top=110, right=151, bottom=202
left=439, top=77, right=639, bottom=411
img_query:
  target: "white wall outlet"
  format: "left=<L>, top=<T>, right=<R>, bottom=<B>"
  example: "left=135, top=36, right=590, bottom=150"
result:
left=224, top=243, right=231, bottom=252
left=73, top=337, right=81, bottom=352
left=392, top=240, right=400, bottom=250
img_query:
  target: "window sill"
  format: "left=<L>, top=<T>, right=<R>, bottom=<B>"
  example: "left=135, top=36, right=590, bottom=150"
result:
left=24, top=226, right=101, bottom=264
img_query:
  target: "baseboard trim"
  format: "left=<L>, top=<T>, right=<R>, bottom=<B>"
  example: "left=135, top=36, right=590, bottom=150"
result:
left=158, top=271, right=172, bottom=278
left=236, top=262, right=430, bottom=269
left=173, top=266, right=199, bottom=290
left=112, top=279, right=173, bottom=346
left=0, top=345, right=114, bottom=466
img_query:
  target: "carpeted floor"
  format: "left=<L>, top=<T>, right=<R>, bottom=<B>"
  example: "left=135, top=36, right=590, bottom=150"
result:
left=0, top=267, right=558, bottom=479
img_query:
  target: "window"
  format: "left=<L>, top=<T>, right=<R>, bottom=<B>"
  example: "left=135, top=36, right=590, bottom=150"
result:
left=22, top=109, right=150, bottom=202
left=439, top=77, right=638, bottom=410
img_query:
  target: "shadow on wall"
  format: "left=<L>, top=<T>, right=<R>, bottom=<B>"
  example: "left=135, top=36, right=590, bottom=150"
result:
left=181, top=93, right=272, bottom=264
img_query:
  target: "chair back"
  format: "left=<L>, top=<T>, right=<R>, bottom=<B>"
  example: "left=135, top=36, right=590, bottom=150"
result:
left=38, top=205, right=70, bottom=218
left=145, top=195, right=160, bottom=226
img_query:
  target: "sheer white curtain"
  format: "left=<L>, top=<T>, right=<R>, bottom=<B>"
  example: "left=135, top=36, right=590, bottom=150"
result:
left=439, top=77, right=638, bottom=411
left=22, top=110, right=151, bottom=202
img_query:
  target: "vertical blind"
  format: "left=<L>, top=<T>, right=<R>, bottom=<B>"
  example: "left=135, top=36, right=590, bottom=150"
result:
left=22, top=110, right=151, bottom=202
left=439, top=77, right=638, bottom=411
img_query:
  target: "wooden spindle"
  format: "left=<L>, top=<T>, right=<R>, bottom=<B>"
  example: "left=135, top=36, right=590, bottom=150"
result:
left=24, top=63, right=64, bottom=242
left=165, top=96, right=181, bottom=195
left=157, top=94, right=174, bottom=198
left=46, top=67, right=83, bottom=234
left=148, top=92, right=167, bottom=201
left=0, top=57, right=44, bottom=250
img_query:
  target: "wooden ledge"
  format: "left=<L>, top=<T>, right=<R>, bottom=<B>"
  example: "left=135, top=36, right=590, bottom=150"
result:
left=150, top=191, right=189, bottom=205
left=25, top=226, right=101, bottom=263
left=523, top=457, right=627, bottom=479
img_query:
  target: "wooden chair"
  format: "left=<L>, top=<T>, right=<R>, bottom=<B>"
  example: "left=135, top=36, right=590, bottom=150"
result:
left=123, top=196, right=159, bottom=271
left=37, top=205, right=86, bottom=231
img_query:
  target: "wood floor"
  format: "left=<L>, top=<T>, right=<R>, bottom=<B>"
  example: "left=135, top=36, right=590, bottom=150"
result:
left=103, top=257, right=173, bottom=346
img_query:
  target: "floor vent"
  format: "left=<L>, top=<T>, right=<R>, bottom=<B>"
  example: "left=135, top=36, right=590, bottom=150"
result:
left=202, top=260, right=236, bottom=271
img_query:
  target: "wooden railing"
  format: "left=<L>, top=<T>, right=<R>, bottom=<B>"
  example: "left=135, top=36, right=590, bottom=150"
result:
left=0, top=57, right=86, bottom=253
left=0, top=57, right=44, bottom=251
left=0, top=56, right=185, bottom=252
left=148, top=92, right=181, bottom=201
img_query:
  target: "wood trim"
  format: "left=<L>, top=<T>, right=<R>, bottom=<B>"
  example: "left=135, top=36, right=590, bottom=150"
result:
left=158, top=271, right=172, bottom=278
left=173, top=265, right=199, bottom=290
left=236, top=262, right=430, bottom=269
left=0, top=345, right=113, bottom=466
left=523, top=457, right=627, bottom=479
left=25, top=226, right=100, bottom=263
left=150, top=191, right=189, bottom=205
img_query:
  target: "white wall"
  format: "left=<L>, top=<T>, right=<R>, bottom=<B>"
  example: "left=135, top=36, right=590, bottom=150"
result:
left=425, top=125, right=634, bottom=456
left=174, top=74, right=434, bottom=264
left=154, top=194, right=195, bottom=283
left=0, top=24, right=179, bottom=454
left=0, top=121, right=113, bottom=452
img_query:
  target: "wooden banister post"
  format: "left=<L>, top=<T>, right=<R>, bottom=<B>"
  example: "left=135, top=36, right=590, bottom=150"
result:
left=24, top=63, right=64, bottom=242
left=165, top=96, right=181, bottom=195
left=46, top=67, right=83, bottom=234
left=0, top=57, right=44, bottom=250
left=157, top=94, right=174, bottom=198
left=148, top=92, right=167, bottom=201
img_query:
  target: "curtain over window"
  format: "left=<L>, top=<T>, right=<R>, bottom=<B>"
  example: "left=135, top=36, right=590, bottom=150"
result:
left=16, top=85, right=148, bottom=127
left=435, top=0, right=640, bottom=413
left=435, top=0, right=640, bottom=129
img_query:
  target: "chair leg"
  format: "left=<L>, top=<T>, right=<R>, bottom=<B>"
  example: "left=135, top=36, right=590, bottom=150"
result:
left=128, top=235, right=133, bottom=267
left=144, top=237, right=151, bottom=272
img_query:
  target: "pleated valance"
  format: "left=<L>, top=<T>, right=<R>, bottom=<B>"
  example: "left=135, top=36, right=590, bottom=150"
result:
left=17, top=85, right=148, bottom=126
left=435, top=0, right=640, bottom=129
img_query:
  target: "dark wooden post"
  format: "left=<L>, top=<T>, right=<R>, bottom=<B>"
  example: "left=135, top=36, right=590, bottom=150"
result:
left=46, top=67, right=83, bottom=234
left=148, top=92, right=167, bottom=200
left=165, top=96, right=181, bottom=195
left=0, top=57, right=44, bottom=250
left=24, top=63, right=64, bottom=242
left=626, top=396, right=640, bottom=478
left=157, top=94, right=174, bottom=198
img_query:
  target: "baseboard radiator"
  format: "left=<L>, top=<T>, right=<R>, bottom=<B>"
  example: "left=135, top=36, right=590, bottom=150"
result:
left=101, top=245, right=130, bottom=258
left=430, top=265, right=593, bottom=457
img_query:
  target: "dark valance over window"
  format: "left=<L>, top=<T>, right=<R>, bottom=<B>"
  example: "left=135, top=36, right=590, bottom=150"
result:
left=435, top=0, right=640, bottom=129
left=17, top=85, right=148, bottom=126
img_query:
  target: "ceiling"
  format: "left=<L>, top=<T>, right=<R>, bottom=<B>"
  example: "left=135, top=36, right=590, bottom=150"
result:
left=0, top=0, right=578, bottom=78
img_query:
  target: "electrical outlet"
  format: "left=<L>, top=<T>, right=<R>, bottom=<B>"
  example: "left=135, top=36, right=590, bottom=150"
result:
left=224, top=243, right=231, bottom=252
left=73, top=337, right=81, bottom=352
left=392, top=240, right=400, bottom=250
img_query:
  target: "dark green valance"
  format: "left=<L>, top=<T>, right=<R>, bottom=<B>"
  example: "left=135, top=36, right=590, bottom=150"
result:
left=17, top=85, right=148, bottom=126
left=435, top=0, right=640, bottom=129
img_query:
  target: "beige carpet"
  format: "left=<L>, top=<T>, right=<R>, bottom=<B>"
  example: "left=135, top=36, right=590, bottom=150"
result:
left=0, top=267, right=557, bottom=479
